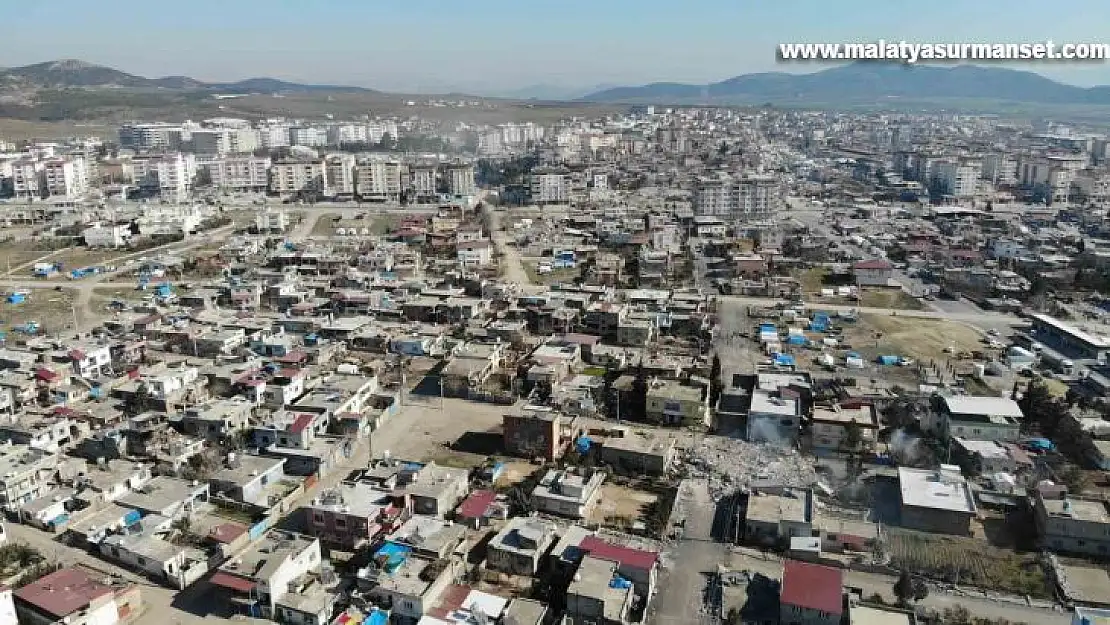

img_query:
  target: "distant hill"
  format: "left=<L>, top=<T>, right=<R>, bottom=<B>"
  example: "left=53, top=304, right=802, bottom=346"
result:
left=0, top=59, right=377, bottom=95
left=580, top=63, right=1110, bottom=106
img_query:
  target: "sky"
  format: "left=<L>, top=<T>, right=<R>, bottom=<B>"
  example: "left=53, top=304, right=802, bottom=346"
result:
left=5, top=0, right=1110, bottom=95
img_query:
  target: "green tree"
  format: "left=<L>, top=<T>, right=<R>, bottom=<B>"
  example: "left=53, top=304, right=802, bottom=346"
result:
left=893, top=570, right=915, bottom=606
left=709, top=354, right=723, bottom=407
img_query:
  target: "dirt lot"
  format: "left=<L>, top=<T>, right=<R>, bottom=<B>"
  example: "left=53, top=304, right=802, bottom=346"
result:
left=846, top=314, right=983, bottom=363
left=0, top=289, right=78, bottom=337
left=589, top=483, right=659, bottom=531
left=20, top=248, right=129, bottom=277
left=380, top=398, right=511, bottom=463
left=522, top=259, right=577, bottom=286
left=311, top=213, right=398, bottom=238
left=858, top=288, right=925, bottom=311
left=885, top=528, right=1051, bottom=598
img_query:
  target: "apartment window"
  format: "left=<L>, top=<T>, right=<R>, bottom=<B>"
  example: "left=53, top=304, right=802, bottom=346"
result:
left=335, top=518, right=347, bottom=529
left=312, top=513, right=324, bottom=525
left=137, top=557, right=146, bottom=566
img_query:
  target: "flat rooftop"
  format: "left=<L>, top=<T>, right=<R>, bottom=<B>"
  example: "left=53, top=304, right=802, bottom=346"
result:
left=1042, top=495, right=1110, bottom=523
left=942, top=395, right=1023, bottom=419
left=749, top=390, right=797, bottom=417
left=898, top=466, right=976, bottom=514
left=746, top=489, right=811, bottom=525
left=602, top=430, right=676, bottom=456
left=850, top=604, right=914, bottom=625
left=811, top=404, right=876, bottom=426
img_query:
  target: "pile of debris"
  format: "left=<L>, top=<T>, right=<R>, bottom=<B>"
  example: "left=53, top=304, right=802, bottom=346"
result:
left=681, top=436, right=818, bottom=499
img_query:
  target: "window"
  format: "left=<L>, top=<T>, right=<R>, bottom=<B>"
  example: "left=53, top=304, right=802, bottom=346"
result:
left=335, top=517, right=347, bottom=529
left=137, top=557, right=146, bottom=566
left=312, top=513, right=324, bottom=525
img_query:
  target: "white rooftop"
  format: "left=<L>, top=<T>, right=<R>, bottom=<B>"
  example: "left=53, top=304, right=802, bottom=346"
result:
left=898, top=466, right=976, bottom=514
left=942, top=395, right=1023, bottom=418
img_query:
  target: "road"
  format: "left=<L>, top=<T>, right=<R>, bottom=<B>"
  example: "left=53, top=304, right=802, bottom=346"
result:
left=485, top=204, right=532, bottom=286
left=719, top=294, right=1024, bottom=328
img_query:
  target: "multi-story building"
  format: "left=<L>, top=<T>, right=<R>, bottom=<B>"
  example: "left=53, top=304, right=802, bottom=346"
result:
left=258, top=120, right=292, bottom=148
left=270, top=159, right=328, bottom=197
left=694, top=174, right=782, bottom=222
left=119, top=122, right=185, bottom=152
left=981, top=153, right=1017, bottom=185
left=209, top=531, right=322, bottom=619
left=10, top=160, right=43, bottom=198
left=409, top=163, right=437, bottom=202
left=210, top=156, right=271, bottom=193
left=529, top=167, right=569, bottom=204
left=190, top=128, right=232, bottom=157
left=442, top=162, right=475, bottom=196
left=83, top=223, right=133, bottom=248
left=328, top=124, right=368, bottom=146
left=289, top=126, right=327, bottom=147
left=355, top=159, right=404, bottom=201
left=42, top=157, right=88, bottom=197
left=931, top=158, right=980, bottom=198
left=530, top=469, right=605, bottom=519
left=131, top=153, right=195, bottom=201
left=325, top=154, right=356, bottom=197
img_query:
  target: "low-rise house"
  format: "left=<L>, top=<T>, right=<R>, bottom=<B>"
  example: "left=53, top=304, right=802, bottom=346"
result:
left=779, top=559, right=844, bottom=625
left=20, top=487, right=77, bottom=530
left=100, top=530, right=209, bottom=590
left=810, top=403, right=879, bottom=453
left=304, top=482, right=406, bottom=550
left=898, top=465, right=977, bottom=535
left=486, top=516, right=558, bottom=576
left=396, top=462, right=470, bottom=517
left=209, top=531, right=322, bottom=619
left=503, top=408, right=563, bottom=460
left=14, top=567, right=141, bottom=625
left=455, top=489, right=501, bottom=529
left=934, top=395, right=1023, bottom=443
left=209, top=454, right=287, bottom=507
left=600, top=429, right=677, bottom=475
left=852, top=259, right=894, bottom=287
left=117, top=475, right=209, bottom=519
left=75, top=460, right=152, bottom=504
left=180, top=397, right=253, bottom=441
left=745, top=488, right=815, bottom=546
left=645, top=379, right=709, bottom=427
left=66, top=343, right=113, bottom=379
left=531, top=469, right=605, bottom=519
left=575, top=534, right=659, bottom=597
left=363, top=545, right=463, bottom=623
left=0, top=444, right=59, bottom=509
left=502, top=598, right=548, bottom=625
left=1034, top=483, right=1110, bottom=557
left=564, top=555, right=633, bottom=625
left=388, top=515, right=468, bottom=560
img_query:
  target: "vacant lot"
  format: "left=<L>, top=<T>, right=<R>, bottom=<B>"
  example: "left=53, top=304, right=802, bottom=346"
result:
left=589, top=483, right=659, bottom=532
left=0, top=289, right=78, bottom=337
left=858, top=288, right=925, bottom=311
left=311, top=213, right=398, bottom=238
left=885, top=528, right=1051, bottom=598
left=847, top=314, right=982, bottom=363
left=522, top=259, right=577, bottom=286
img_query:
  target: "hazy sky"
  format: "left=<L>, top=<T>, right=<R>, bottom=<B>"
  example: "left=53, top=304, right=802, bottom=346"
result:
left=5, top=0, right=1110, bottom=93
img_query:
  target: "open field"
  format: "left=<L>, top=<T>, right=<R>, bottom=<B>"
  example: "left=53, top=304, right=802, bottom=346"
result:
left=848, top=314, right=983, bottom=363
left=23, top=247, right=128, bottom=276
left=0, top=289, right=78, bottom=337
left=885, top=528, right=1051, bottom=598
left=590, top=483, right=659, bottom=532
left=522, top=260, right=577, bottom=286
left=0, top=118, right=108, bottom=141
left=857, top=288, right=925, bottom=311
left=310, top=213, right=399, bottom=238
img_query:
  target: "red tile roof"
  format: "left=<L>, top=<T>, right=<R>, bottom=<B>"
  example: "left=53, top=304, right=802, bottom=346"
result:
left=67, top=349, right=86, bottom=361
left=35, top=368, right=60, bottom=382
left=290, top=413, right=315, bottom=434
left=780, top=560, right=844, bottom=615
left=208, top=522, right=247, bottom=544
left=456, top=490, right=497, bottom=519
left=14, top=568, right=115, bottom=618
left=578, top=536, right=658, bottom=572
left=209, top=571, right=257, bottom=593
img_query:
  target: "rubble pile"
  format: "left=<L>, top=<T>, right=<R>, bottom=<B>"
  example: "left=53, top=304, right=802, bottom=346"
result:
left=681, top=436, right=818, bottom=498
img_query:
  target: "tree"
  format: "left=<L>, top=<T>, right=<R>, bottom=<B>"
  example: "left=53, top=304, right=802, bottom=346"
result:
left=627, top=359, right=648, bottom=421
left=709, top=354, right=723, bottom=407
left=1061, top=464, right=1090, bottom=494
left=893, top=570, right=915, bottom=605
left=912, top=577, right=929, bottom=603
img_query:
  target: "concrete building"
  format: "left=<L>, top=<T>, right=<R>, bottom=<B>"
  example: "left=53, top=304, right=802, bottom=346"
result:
left=42, top=157, right=89, bottom=197
left=270, top=159, right=328, bottom=197
left=852, top=259, right=895, bottom=287
left=1034, top=484, right=1110, bottom=557
left=208, top=454, right=287, bottom=506
left=210, top=156, right=271, bottom=193
left=83, top=223, right=133, bottom=248
left=209, top=531, right=321, bottom=619
left=486, top=516, right=557, bottom=576
left=442, top=162, right=476, bottom=196
left=503, top=408, right=563, bottom=460
left=695, top=173, right=783, bottom=223
left=935, top=395, right=1023, bottom=442
left=325, top=154, right=356, bottom=197
left=119, top=122, right=184, bottom=152
left=530, top=469, right=604, bottom=519
left=600, top=430, right=677, bottom=475
left=355, top=159, right=404, bottom=201
left=810, top=403, right=878, bottom=453
left=779, top=560, right=844, bottom=625
left=304, top=481, right=404, bottom=550
left=645, top=379, right=709, bottom=427
left=745, top=488, right=815, bottom=546
left=14, top=567, right=141, bottom=625
left=898, top=465, right=977, bottom=535
left=131, top=153, right=195, bottom=200
left=409, top=163, right=438, bottom=202
left=565, top=555, right=633, bottom=625
left=529, top=168, right=570, bottom=204
left=10, top=160, right=43, bottom=198
left=254, top=208, right=289, bottom=233
left=931, top=159, right=980, bottom=198
left=289, top=126, right=327, bottom=147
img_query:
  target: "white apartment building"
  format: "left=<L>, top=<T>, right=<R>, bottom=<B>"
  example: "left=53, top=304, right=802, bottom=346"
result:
left=355, top=159, right=404, bottom=201
left=10, top=160, right=43, bottom=198
left=693, top=176, right=733, bottom=218
left=270, top=159, right=328, bottom=196
left=289, top=126, right=327, bottom=148
left=325, top=154, right=356, bottom=197
left=209, top=156, right=271, bottom=193
left=83, top=223, right=132, bottom=248
left=132, top=153, right=195, bottom=201
left=119, top=122, right=185, bottom=152
left=255, top=209, right=289, bottom=233
left=367, top=120, right=399, bottom=143
left=530, top=169, right=569, bottom=204
left=695, top=174, right=781, bottom=222
left=191, top=129, right=232, bottom=157
left=137, top=204, right=204, bottom=236
left=931, top=159, right=980, bottom=198
left=258, top=121, right=292, bottom=148
left=329, top=124, right=368, bottom=146
left=42, top=157, right=88, bottom=197
left=442, top=162, right=476, bottom=196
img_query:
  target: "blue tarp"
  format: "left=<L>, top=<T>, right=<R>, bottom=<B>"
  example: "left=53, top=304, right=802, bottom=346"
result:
left=774, top=354, right=796, bottom=367
left=1025, top=438, right=1055, bottom=451
left=877, top=355, right=900, bottom=365
left=374, top=542, right=411, bottom=573
left=124, top=509, right=142, bottom=525
left=786, top=335, right=806, bottom=345
left=610, top=574, right=633, bottom=589
left=362, top=610, right=389, bottom=625
left=759, top=323, right=776, bottom=332
left=6, top=294, right=24, bottom=304
left=49, top=513, right=70, bottom=527
left=576, top=436, right=592, bottom=454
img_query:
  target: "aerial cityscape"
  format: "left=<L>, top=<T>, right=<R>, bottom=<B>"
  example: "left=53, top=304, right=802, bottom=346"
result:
left=2, top=3, right=1110, bottom=625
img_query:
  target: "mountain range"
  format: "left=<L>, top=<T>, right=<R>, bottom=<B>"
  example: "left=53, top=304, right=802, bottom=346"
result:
left=5, top=59, right=1110, bottom=110
left=580, top=63, right=1110, bottom=106
left=0, top=59, right=376, bottom=96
